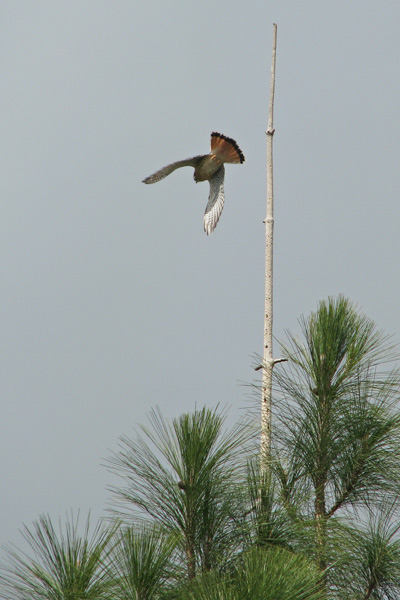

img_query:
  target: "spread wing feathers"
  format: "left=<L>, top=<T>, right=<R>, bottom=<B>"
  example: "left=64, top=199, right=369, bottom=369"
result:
left=204, top=165, right=225, bottom=235
left=142, top=156, right=204, bottom=184
left=210, top=132, right=245, bottom=164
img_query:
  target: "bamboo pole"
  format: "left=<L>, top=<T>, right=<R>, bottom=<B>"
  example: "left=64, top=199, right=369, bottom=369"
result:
left=261, top=23, right=277, bottom=471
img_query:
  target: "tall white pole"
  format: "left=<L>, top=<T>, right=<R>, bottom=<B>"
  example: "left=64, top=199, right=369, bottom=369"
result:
left=261, top=23, right=277, bottom=471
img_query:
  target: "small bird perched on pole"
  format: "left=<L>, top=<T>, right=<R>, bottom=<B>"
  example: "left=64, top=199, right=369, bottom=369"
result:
left=142, top=132, right=245, bottom=235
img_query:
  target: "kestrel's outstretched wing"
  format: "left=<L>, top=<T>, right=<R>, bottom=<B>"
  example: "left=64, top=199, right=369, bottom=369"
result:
left=142, top=156, right=204, bottom=184
left=204, top=165, right=225, bottom=235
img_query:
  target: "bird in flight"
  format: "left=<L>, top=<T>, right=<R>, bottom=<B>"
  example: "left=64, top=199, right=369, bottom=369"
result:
left=142, top=132, right=245, bottom=234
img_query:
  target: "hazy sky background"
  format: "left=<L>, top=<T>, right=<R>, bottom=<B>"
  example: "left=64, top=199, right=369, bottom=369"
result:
left=1, top=1, right=400, bottom=553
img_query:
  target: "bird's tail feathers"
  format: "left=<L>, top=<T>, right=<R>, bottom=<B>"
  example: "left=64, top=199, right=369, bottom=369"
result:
left=210, top=132, right=245, bottom=164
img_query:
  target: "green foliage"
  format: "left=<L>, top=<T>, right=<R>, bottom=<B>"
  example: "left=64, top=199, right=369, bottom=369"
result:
left=330, top=503, right=400, bottom=600
left=106, top=523, right=179, bottom=600
left=243, top=458, right=297, bottom=550
left=0, top=513, right=115, bottom=600
left=107, top=405, right=251, bottom=577
left=273, top=296, right=400, bottom=517
left=268, top=296, right=400, bottom=595
left=180, top=547, right=325, bottom=600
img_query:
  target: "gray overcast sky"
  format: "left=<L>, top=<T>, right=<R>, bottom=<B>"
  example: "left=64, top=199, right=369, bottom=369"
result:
left=1, top=1, right=400, bottom=552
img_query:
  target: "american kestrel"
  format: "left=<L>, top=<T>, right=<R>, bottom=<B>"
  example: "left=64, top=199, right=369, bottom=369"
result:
left=142, top=132, right=245, bottom=234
